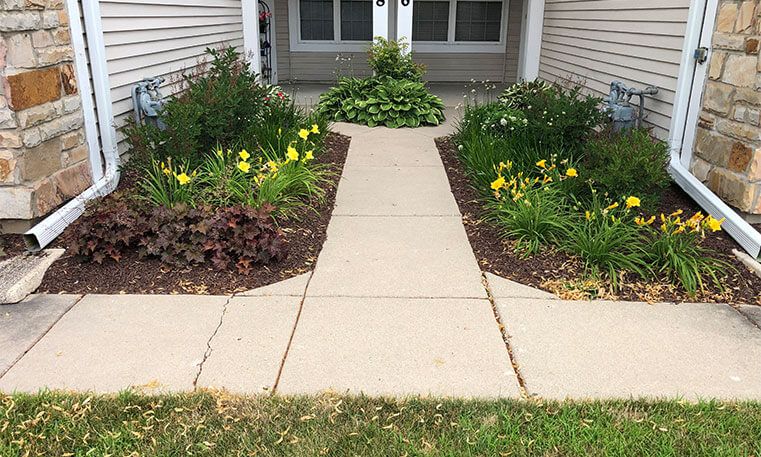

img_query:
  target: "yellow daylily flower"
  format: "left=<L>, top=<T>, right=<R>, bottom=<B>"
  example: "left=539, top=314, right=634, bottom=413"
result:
left=585, top=210, right=592, bottom=221
left=625, top=196, right=641, bottom=208
left=286, top=146, right=299, bottom=162
left=565, top=168, right=578, bottom=178
left=239, top=149, right=250, bottom=161
left=491, top=175, right=506, bottom=191
left=604, top=202, right=619, bottom=211
left=238, top=161, right=251, bottom=173
left=303, top=150, right=314, bottom=161
left=298, top=129, right=310, bottom=140
left=536, top=159, right=547, bottom=169
left=176, top=173, right=191, bottom=185
left=267, top=160, right=279, bottom=172
left=705, top=216, right=724, bottom=232
left=311, top=124, right=320, bottom=134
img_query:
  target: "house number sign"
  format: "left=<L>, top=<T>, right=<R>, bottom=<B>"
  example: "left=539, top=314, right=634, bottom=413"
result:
left=376, top=0, right=384, bottom=5
left=401, top=0, right=410, bottom=5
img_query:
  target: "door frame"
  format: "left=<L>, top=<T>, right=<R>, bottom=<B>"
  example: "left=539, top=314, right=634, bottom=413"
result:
left=668, top=0, right=720, bottom=167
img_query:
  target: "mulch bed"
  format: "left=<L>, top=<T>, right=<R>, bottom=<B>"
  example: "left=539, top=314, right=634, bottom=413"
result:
left=16, top=132, right=350, bottom=295
left=0, top=234, right=26, bottom=260
left=436, top=136, right=761, bottom=305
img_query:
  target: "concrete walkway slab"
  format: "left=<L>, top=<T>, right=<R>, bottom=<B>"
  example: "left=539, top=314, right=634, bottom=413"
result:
left=739, top=305, right=761, bottom=328
left=307, top=215, right=486, bottom=298
left=485, top=272, right=556, bottom=300
left=276, top=297, right=519, bottom=398
left=239, top=272, right=311, bottom=297
left=0, top=294, right=227, bottom=393
left=343, top=130, right=443, bottom=168
left=0, top=294, right=80, bottom=376
left=197, top=295, right=301, bottom=393
left=497, top=298, right=761, bottom=400
left=333, top=166, right=460, bottom=216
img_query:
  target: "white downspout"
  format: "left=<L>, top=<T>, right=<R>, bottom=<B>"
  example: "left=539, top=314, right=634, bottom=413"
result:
left=24, top=0, right=120, bottom=251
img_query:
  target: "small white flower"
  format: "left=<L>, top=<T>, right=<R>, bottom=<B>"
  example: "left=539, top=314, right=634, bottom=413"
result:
left=500, top=118, right=508, bottom=126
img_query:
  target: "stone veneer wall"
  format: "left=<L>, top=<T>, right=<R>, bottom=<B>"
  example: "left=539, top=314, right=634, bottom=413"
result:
left=0, top=0, right=91, bottom=231
left=692, top=0, right=761, bottom=219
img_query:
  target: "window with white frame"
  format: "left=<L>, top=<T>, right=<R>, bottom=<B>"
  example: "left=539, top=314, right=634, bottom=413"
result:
left=291, top=0, right=372, bottom=50
left=412, top=0, right=506, bottom=51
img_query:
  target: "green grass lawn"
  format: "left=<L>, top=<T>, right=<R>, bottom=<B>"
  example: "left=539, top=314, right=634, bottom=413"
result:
left=2, top=391, right=760, bottom=456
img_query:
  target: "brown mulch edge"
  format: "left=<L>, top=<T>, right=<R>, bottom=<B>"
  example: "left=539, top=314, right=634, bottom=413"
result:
left=27, top=132, right=350, bottom=295
left=436, top=136, right=761, bottom=305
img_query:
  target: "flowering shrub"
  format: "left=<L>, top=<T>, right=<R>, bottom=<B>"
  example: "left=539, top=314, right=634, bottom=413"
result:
left=499, top=80, right=553, bottom=109
left=123, top=47, right=309, bottom=170
left=367, top=38, right=425, bottom=82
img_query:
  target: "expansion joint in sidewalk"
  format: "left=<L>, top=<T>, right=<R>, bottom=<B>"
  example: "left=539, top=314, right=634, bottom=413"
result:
left=0, top=294, right=84, bottom=380
left=481, top=273, right=530, bottom=399
left=271, top=270, right=315, bottom=394
left=193, top=294, right=233, bottom=389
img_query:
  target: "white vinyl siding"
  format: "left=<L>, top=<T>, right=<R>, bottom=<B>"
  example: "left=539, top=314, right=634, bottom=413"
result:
left=94, top=0, right=245, bottom=154
left=538, top=0, right=690, bottom=139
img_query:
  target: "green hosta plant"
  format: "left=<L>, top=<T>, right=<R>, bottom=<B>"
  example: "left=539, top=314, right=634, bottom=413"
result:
left=318, top=77, right=445, bottom=128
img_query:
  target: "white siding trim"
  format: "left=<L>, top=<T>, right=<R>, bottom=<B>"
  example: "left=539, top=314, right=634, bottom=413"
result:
left=396, top=0, right=412, bottom=50
left=66, top=0, right=102, bottom=181
left=242, top=0, right=262, bottom=75
left=373, top=0, right=389, bottom=39
left=518, top=0, right=543, bottom=80
left=81, top=0, right=118, bottom=166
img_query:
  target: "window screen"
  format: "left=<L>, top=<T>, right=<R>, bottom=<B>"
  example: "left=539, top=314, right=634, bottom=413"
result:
left=300, top=0, right=334, bottom=41
left=413, top=1, right=450, bottom=41
left=455, top=1, right=502, bottom=42
left=341, top=0, right=372, bottom=40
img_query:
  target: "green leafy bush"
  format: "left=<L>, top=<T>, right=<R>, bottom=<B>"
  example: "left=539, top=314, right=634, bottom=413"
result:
left=123, top=47, right=317, bottom=169
left=318, top=77, right=445, bottom=128
left=367, top=37, right=425, bottom=82
left=583, top=128, right=671, bottom=208
left=72, top=195, right=286, bottom=273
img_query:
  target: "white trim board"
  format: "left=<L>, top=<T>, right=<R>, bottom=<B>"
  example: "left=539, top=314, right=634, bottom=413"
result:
left=80, top=0, right=118, bottom=165
left=65, top=0, right=102, bottom=181
left=668, top=0, right=761, bottom=258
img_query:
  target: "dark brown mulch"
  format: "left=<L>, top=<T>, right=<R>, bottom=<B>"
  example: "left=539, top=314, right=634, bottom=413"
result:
left=436, top=136, right=761, bottom=305
left=0, top=234, right=26, bottom=259
left=35, top=132, right=350, bottom=295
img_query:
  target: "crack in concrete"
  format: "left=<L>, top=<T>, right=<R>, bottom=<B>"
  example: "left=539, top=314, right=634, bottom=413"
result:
left=271, top=270, right=315, bottom=395
left=0, top=294, right=85, bottom=380
left=730, top=303, right=761, bottom=332
left=481, top=273, right=531, bottom=399
left=193, top=294, right=233, bottom=389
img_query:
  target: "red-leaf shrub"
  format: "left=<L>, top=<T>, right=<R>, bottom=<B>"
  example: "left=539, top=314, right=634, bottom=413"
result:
left=72, top=196, right=286, bottom=273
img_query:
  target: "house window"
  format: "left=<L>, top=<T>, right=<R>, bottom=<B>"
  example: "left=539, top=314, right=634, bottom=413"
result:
left=300, top=0, right=334, bottom=41
left=341, top=0, right=372, bottom=41
left=413, top=1, right=450, bottom=42
left=292, top=0, right=372, bottom=49
left=455, top=1, right=502, bottom=42
left=412, top=0, right=507, bottom=52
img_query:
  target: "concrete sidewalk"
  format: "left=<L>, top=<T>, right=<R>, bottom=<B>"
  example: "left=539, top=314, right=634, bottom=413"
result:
left=2, top=119, right=761, bottom=400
